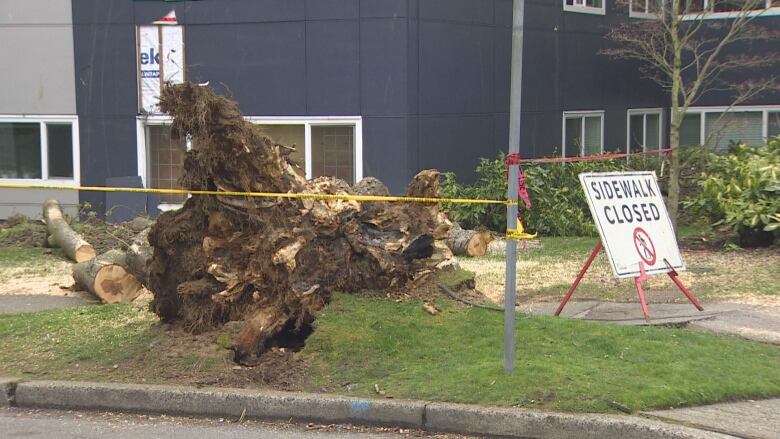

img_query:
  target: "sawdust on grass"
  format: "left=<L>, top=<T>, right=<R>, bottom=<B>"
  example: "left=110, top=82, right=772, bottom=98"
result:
left=460, top=242, right=780, bottom=306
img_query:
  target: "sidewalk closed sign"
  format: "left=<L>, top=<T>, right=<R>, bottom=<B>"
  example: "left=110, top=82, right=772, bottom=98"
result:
left=579, top=172, right=684, bottom=278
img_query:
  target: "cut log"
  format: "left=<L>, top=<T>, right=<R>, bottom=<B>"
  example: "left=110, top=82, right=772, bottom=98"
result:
left=125, top=228, right=152, bottom=287
left=42, top=199, right=96, bottom=263
left=72, top=250, right=143, bottom=303
left=446, top=225, right=491, bottom=257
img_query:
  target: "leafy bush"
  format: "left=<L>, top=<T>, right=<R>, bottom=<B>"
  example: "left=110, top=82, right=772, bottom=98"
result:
left=441, top=157, right=507, bottom=232
left=441, top=153, right=664, bottom=236
left=684, top=139, right=780, bottom=246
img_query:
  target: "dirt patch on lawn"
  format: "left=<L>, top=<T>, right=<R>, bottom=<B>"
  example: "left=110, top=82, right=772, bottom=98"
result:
left=461, top=247, right=780, bottom=306
left=0, top=251, right=91, bottom=299
left=0, top=220, right=140, bottom=299
left=122, top=323, right=308, bottom=390
left=1, top=220, right=137, bottom=254
left=0, top=269, right=94, bottom=300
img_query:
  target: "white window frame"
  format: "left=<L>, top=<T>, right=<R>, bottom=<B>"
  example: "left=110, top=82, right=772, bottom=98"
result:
left=678, top=105, right=780, bottom=146
left=136, top=115, right=192, bottom=187
left=0, top=115, right=80, bottom=186
left=626, top=108, right=664, bottom=154
left=630, top=1, right=780, bottom=19
left=563, top=0, right=607, bottom=15
left=562, top=111, right=605, bottom=157
left=136, top=115, right=192, bottom=210
left=244, top=116, right=363, bottom=183
left=681, top=0, right=780, bottom=20
left=629, top=0, right=661, bottom=18
left=136, top=115, right=363, bottom=208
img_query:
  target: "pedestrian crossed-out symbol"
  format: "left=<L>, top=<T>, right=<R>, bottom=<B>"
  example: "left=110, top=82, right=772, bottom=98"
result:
left=633, top=227, right=656, bottom=266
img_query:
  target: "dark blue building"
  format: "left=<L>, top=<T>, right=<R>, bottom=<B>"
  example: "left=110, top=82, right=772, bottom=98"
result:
left=1, top=0, right=778, bottom=218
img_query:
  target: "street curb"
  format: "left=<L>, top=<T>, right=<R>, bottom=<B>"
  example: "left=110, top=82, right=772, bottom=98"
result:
left=424, top=403, right=729, bottom=439
left=0, top=378, right=16, bottom=407
left=12, top=380, right=424, bottom=428
left=5, top=379, right=730, bottom=438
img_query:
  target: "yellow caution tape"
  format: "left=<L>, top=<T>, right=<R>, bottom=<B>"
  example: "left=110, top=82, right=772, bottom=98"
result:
left=0, top=182, right=518, bottom=206
left=506, top=220, right=538, bottom=240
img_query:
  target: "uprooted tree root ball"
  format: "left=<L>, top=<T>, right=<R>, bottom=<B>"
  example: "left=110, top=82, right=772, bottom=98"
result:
left=147, top=82, right=453, bottom=364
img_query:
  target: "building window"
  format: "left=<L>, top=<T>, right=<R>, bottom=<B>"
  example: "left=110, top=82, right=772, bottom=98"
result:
left=249, top=117, right=363, bottom=185
left=630, top=0, right=662, bottom=17
left=768, top=111, right=780, bottom=138
left=137, top=116, right=363, bottom=207
left=679, top=113, right=703, bottom=147
left=563, top=0, right=606, bottom=15
left=136, top=116, right=190, bottom=206
left=147, top=124, right=188, bottom=205
left=676, top=107, right=780, bottom=151
left=0, top=116, right=79, bottom=183
left=628, top=109, right=663, bottom=153
left=679, top=0, right=780, bottom=18
left=563, top=112, right=604, bottom=157
left=705, top=111, right=764, bottom=151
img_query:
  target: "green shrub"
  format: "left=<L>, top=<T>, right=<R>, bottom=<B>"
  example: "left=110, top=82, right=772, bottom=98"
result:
left=441, top=156, right=507, bottom=232
left=441, top=153, right=664, bottom=236
left=684, top=139, right=780, bottom=246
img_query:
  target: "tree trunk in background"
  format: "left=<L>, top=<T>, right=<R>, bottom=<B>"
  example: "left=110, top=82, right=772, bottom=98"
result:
left=668, top=112, right=682, bottom=234
left=42, top=199, right=96, bottom=263
left=72, top=249, right=144, bottom=303
left=668, top=16, right=683, bottom=235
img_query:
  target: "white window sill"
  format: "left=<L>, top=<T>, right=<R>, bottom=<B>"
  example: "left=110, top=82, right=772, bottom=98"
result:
left=563, top=5, right=606, bottom=15
left=682, top=7, right=780, bottom=20
left=0, top=178, right=78, bottom=187
left=629, top=11, right=659, bottom=19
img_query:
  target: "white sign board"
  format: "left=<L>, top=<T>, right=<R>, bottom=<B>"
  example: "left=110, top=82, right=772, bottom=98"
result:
left=137, top=24, right=185, bottom=113
left=579, top=172, right=684, bottom=279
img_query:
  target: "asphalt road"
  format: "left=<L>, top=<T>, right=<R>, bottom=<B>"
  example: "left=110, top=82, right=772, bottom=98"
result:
left=0, top=408, right=480, bottom=439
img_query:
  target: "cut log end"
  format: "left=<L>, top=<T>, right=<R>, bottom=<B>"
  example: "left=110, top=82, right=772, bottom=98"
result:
left=75, top=245, right=97, bottom=263
left=73, top=250, right=144, bottom=303
left=447, top=227, right=491, bottom=257
left=466, top=234, right=488, bottom=257
left=94, top=265, right=143, bottom=304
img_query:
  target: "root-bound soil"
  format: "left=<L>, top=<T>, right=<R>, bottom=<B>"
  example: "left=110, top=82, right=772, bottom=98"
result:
left=148, top=82, right=452, bottom=364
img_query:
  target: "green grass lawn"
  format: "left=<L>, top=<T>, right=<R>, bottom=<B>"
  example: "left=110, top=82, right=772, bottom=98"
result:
left=3, top=294, right=777, bottom=414
left=304, top=294, right=780, bottom=412
left=0, top=303, right=231, bottom=384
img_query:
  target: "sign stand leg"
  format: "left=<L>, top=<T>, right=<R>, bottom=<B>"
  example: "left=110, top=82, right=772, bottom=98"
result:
left=634, top=262, right=651, bottom=323
left=667, top=270, right=704, bottom=311
left=555, top=240, right=603, bottom=316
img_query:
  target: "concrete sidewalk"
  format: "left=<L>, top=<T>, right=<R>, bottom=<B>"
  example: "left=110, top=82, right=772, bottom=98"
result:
left=521, top=301, right=780, bottom=344
left=0, top=379, right=733, bottom=439
left=645, top=399, right=780, bottom=439
left=0, top=294, right=96, bottom=315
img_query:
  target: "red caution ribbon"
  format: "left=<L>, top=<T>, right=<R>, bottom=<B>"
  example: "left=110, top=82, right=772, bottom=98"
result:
left=506, top=153, right=532, bottom=211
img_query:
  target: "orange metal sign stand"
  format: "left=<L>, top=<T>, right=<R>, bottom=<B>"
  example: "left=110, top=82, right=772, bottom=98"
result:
left=554, top=240, right=704, bottom=322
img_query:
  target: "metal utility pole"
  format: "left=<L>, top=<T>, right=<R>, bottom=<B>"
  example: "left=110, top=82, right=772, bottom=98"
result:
left=504, top=0, right=525, bottom=373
